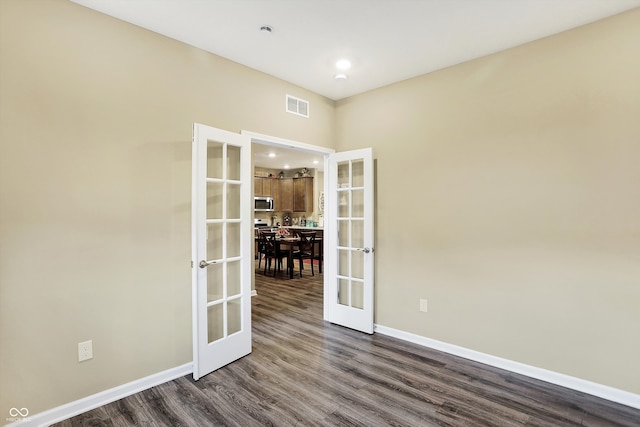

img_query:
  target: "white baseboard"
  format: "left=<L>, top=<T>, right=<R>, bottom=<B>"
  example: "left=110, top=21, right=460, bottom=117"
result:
left=16, top=290, right=253, bottom=426
left=374, top=324, right=640, bottom=410
left=12, top=326, right=639, bottom=426
left=11, top=363, right=193, bottom=427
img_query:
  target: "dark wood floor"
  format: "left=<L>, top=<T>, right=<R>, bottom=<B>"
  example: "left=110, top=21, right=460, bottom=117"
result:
left=56, top=262, right=640, bottom=426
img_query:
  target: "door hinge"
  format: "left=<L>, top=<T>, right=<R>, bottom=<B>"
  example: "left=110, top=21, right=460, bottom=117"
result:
left=191, top=260, right=194, bottom=268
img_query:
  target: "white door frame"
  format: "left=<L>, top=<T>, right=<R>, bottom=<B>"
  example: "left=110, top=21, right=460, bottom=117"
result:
left=241, top=130, right=334, bottom=319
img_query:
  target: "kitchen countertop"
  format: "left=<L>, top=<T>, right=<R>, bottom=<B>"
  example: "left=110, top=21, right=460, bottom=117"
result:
left=282, top=225, right=324, bottom=231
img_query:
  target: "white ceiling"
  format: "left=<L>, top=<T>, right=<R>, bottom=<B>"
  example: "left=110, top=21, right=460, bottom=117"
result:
left=70, top=0, right=640, bottom=169
left=252, top=142, right=326, bottom=173
left=72, top=0, right=640, bottom=101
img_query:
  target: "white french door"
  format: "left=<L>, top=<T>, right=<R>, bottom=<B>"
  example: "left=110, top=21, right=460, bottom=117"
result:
left=191, top=123, right=252, bottom=380
left=325, top=148, right=375, bottom=334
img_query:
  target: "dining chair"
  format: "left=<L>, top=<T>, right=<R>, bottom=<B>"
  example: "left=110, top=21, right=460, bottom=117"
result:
left=256, top=230, right=265, bottom=269
left=260, top=231, right=286, bottom=277
left=294, top=231, right=316, bottom=277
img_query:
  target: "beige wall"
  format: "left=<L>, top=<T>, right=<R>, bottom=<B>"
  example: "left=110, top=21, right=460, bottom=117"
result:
left=0, top=0, right=334, bottom=416
left=336, top=9, right=640, bottom=394
left=2, top=0, right=639, bottom=418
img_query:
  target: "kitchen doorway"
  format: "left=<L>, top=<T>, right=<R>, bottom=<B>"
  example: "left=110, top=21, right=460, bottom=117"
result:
left=245, top=130, right=376, bottom=334
left=244, top=131, right=334, bottom=319
left=191, top=126, right=375, bottom=381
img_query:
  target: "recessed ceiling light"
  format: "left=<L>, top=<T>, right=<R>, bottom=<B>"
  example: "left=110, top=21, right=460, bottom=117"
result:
left=336, top=59, right=351, bottom=70
left=334, top=73, right=348, bottom=80
left=313, top=160, right=319, bottom=165
left=284, top=164, right=290, bottom=169
left=268, top=152, right=276, bottom=158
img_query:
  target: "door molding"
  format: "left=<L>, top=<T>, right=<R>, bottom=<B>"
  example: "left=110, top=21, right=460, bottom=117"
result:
left=241, top=131, right=335, bottom=157
left=241, top=130, right=335, bottom=320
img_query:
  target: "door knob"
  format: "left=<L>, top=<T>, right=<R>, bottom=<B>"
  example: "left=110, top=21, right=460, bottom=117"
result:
left=199, top=260, right=216, bottom=268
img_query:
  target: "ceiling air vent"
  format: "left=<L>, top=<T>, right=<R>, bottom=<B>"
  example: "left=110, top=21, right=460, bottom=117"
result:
left=286, top=94, right=309, bottom=118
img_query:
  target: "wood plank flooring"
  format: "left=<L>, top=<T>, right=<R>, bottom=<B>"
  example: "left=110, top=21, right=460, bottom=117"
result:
left=56, top=263, right=640, bottom=426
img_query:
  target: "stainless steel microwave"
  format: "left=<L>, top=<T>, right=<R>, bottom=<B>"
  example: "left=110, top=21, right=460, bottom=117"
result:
left=254, top=196, right=274, bottom=212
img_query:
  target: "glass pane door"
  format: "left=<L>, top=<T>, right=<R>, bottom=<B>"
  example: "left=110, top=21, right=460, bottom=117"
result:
left=337, top=159, right=366, bottom=310
left=205, top=142, right=242, bottom=343
left=326, top=148, right=374, bottom=334
left=192, top=123, right=251, bottom=380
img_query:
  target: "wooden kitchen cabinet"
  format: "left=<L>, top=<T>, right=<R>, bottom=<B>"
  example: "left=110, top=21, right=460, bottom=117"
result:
left=262, top=178, right=273, bottom=197
left=254, top=177, right=262, bottom=196
left=254, top=177, right=274, bottom=197
left=276, top=178, right=294, bottom=211
left=274, top=177, right=313, bottom=212
left=293, top=177, right=314, bottom=212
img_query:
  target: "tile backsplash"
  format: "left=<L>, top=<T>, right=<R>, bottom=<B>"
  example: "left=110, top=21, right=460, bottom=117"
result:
left=255, top=211, right=319, bottom=227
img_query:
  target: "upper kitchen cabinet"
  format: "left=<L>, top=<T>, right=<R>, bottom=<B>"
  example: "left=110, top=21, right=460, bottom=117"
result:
left=274, top=176, right=313, bottom=212
left=256, top=164, right=315, bottom=212
left=293, top=177, right=314, bottom=212
left=254, top=177, right=274, bottom=197
left=276, top=178, right=293, bottom=211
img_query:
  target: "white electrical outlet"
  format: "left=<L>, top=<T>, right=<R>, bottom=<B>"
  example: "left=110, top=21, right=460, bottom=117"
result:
left=419, top=299, right=428, bottom=312
left=78, top=340, right=93, bottom=362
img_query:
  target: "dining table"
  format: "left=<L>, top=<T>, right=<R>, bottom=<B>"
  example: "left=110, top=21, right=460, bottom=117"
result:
left=256, top=234, right=323, bottom=279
